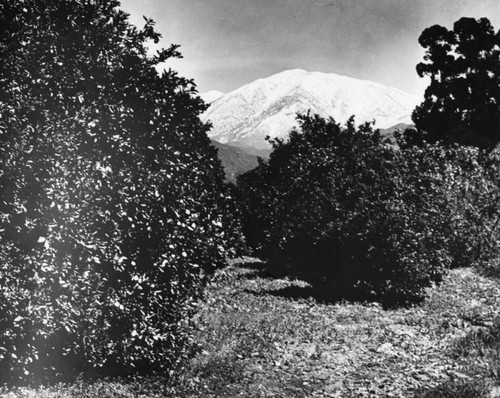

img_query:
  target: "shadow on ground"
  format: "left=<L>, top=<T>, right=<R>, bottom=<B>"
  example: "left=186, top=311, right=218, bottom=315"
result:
left=237, top=258, right=360, bottom=304
left=236, top=256, right=425, bottom=309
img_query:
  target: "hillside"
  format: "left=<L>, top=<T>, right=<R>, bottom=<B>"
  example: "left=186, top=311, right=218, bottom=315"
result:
left=200, top=90, right=225, bottom=104
left=211, top=140, right=268, bottom=183
left=202, top=69, right=420, bottom=149
left=380, top=122, right=414, bottom=141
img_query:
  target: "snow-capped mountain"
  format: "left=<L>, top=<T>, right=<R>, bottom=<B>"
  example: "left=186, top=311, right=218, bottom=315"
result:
left=201, top=69, right=419, bottom=149
left=199, top=90, right=225, bottom=104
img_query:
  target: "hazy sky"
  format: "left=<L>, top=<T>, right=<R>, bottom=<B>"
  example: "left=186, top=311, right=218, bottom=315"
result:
left=119, top=0, right=500, bottom=98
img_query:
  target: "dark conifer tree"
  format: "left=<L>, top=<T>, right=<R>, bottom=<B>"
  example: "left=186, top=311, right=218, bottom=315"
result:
left=413, top=17, right=500, bottom=149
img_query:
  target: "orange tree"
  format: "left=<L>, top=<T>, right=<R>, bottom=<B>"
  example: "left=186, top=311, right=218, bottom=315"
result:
left=0, top=0, right=240, bottom=383
left=238, top=114, right=498, bottom=306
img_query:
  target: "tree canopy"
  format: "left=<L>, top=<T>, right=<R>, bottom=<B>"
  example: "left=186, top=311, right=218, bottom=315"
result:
left=0, top=0, right=240, bottom=383
left=238, top=114, right=499, bottom=306
left=413, top=17, right=500, bottom=149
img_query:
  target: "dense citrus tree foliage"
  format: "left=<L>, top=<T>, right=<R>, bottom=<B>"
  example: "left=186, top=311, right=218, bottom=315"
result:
left=413, top=17, right=500, bottom=149
left=0, top=0, right=240, bottom=383
left=238, top=114, right=499, bottom=306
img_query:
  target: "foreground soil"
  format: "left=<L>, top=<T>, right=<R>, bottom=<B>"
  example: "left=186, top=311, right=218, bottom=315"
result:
left=173, top=257, right=500, bottom=397
left=4, top=257, right=500, bottom=397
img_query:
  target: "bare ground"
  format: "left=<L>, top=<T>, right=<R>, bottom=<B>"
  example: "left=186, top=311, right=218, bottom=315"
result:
left=173, top=257, right=500, bottom=397
left=4, top=257, right=500, bottom=397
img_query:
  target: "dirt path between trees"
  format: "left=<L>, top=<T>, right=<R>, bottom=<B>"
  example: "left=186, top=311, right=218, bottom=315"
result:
left=173, top=257, right=500, bottom=397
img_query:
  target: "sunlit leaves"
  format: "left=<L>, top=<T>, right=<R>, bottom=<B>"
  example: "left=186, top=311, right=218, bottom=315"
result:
left=0, top=0, right=241, bottom=384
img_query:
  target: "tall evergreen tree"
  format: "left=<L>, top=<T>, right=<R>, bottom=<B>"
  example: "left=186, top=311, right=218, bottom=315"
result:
left=413, top=17, right=500, bottom=149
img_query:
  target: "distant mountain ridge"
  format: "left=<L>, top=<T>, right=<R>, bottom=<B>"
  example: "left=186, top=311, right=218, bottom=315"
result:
left=380, top=123, right=414, bottom=140
left=201, top=69, right=420, bottom=149
left=211, top=140, right=270, bottom=183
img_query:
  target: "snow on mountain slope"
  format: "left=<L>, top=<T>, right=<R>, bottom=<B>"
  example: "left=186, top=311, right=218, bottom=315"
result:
left=201, top=69, right=419, bottom=149
left=199, top=90, right=225, bottom=104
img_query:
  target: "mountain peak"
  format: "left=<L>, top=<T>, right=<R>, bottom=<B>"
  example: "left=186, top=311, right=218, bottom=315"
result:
left=202, top=69, right=419, bottom=149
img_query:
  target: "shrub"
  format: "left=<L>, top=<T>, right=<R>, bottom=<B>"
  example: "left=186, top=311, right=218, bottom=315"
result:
left=0, top=0, right=240, bottom=384
left=237, top=114, right=499, bottom=305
